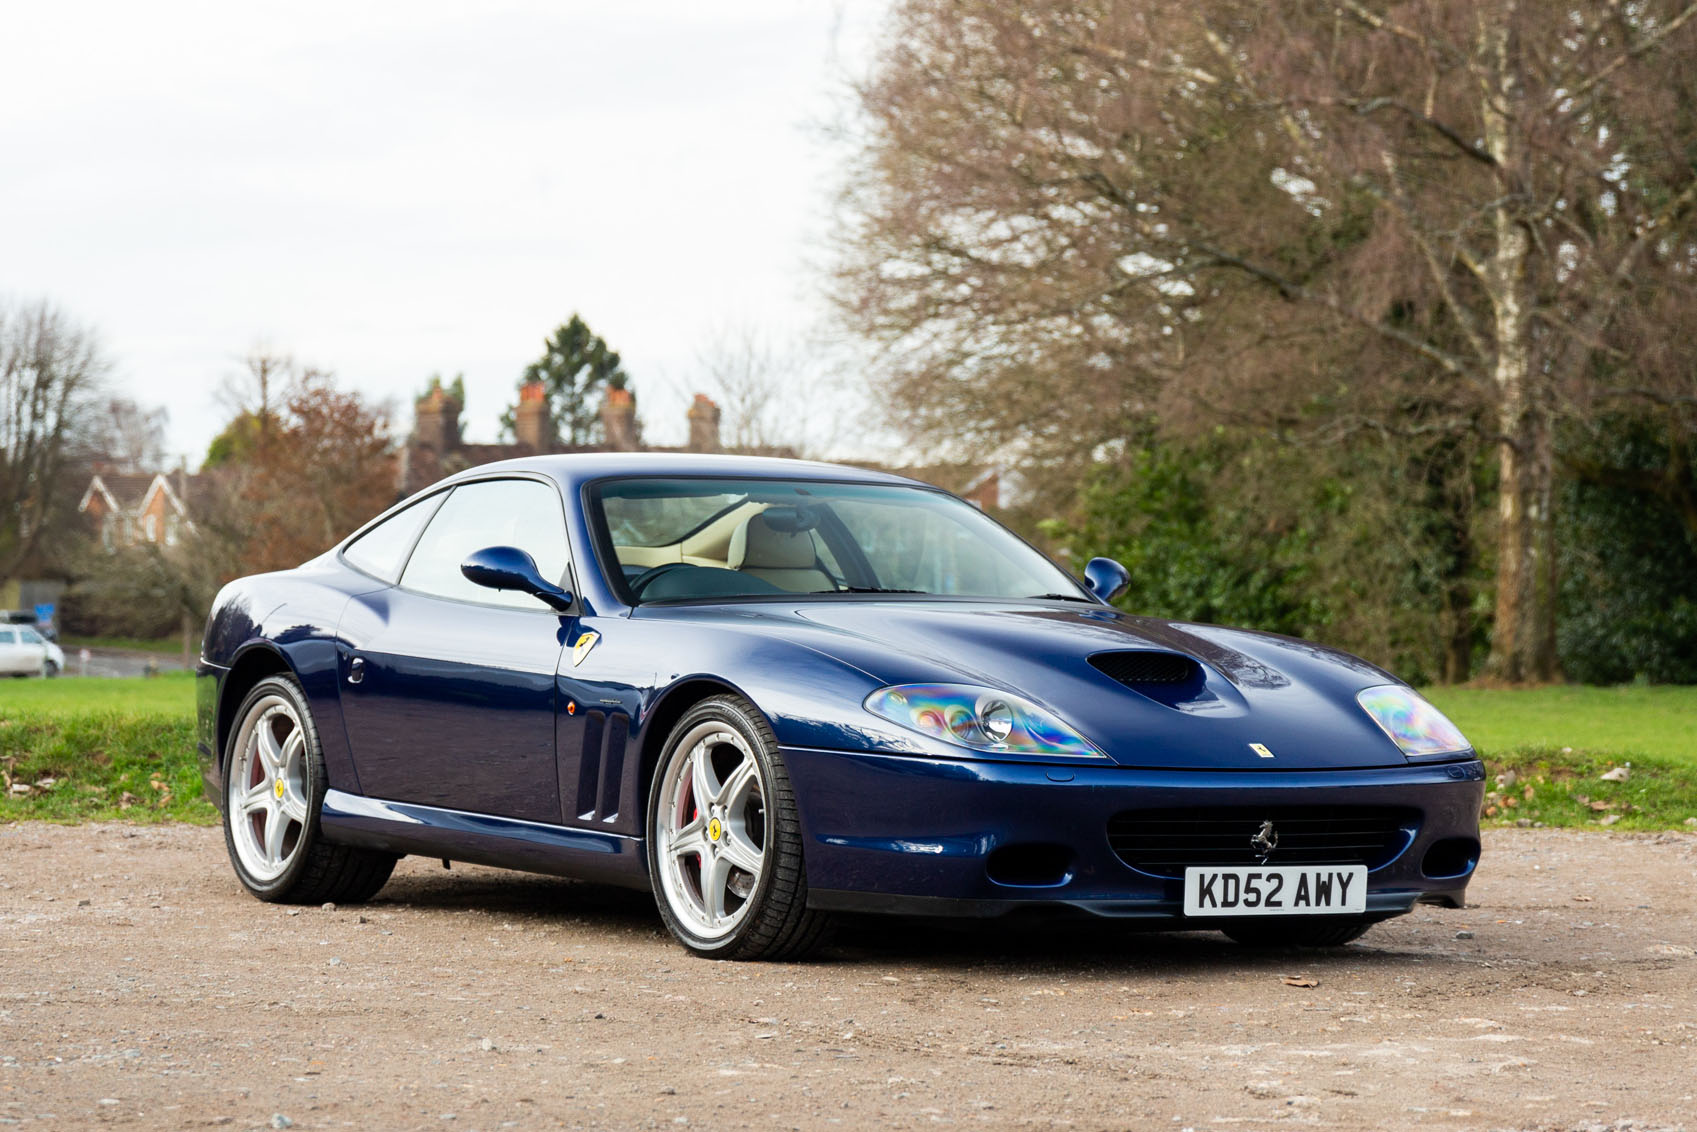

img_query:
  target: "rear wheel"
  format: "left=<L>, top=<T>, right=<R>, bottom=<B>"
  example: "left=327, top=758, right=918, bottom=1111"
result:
left=646, top=694, right=831, bottom=960
left=223, top=674, right=397, bottom=904
left=1223, top=918, right=1374, bottom=948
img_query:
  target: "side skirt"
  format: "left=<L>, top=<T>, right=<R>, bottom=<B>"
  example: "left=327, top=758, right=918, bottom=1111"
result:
left=319, top=789, right=651, bottom=890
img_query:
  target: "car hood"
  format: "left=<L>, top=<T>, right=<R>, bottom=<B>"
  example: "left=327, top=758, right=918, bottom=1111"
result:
left=705, top=600, right=1423, bottom=770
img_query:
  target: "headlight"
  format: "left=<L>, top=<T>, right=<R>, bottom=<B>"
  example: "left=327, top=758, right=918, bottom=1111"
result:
left=863, top=683, right=1104, bottom=759
left=1357, top=685, right=1471, bottom=757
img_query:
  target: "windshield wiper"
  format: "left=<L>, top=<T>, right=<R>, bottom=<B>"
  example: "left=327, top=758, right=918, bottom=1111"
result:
left=822, top=586, right=929, bottom=594
left=1026, top=592, right=1094, bottom=602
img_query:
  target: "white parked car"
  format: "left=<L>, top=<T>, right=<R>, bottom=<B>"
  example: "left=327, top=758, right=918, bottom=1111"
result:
left=0, top=625, right=64, bottom=677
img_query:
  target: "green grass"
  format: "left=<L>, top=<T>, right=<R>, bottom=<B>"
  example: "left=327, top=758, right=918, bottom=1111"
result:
left=0, top=677, right=1693, bottom=829
left=0, top=673, right=211, bottom=824
left=0, top=670, right=195, bottom=714
left=1423, top=684, right=1697, bottom=832
left=1423, top=684, right=1697, bottom=764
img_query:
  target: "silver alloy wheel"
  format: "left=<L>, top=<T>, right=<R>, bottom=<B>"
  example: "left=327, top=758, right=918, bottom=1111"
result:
left=655, top=720, right=769, bottom=941
left=226, top=693, right=311, bottom=883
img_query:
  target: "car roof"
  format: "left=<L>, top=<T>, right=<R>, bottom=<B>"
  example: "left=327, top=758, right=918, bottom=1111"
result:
left=435, top=452, right=927, bottom=492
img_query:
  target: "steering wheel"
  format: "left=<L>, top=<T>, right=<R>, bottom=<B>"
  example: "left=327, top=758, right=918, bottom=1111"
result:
left=627, top=562, right=697, bottom=599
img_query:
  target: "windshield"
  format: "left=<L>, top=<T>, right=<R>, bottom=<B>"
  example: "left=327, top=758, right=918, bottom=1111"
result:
left=590, top=477, right=1090, bottom=604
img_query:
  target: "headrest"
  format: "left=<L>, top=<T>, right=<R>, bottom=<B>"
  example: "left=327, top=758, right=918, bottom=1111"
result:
left=729, top=513, right=818, bottom=570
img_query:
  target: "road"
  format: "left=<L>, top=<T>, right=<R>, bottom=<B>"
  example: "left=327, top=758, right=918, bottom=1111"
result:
left=1, top=824, right=1693, bottom=1131
left=57, top=648, right=189, bottom=679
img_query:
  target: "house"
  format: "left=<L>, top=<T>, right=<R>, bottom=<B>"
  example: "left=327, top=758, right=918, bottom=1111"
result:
left=396, top=379, right=782, bottom=498
left=396, top=379, right=1010, bottom=511
left=78, top=470, right=200, bottom=550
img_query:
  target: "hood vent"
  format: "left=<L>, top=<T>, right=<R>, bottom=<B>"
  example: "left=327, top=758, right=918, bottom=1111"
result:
left=1090, top=650, right=1200, bottom=687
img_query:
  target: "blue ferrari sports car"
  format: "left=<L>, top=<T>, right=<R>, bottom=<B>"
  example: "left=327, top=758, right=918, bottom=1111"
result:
left=197, top=453, right=1483, bottom=959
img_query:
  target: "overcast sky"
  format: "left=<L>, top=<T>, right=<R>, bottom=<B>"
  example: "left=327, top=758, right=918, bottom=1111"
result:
left=1, top=1, right=890, bottom=464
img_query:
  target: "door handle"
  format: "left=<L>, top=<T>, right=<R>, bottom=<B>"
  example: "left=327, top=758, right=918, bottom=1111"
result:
left=347, top=656, right=366, bottom=685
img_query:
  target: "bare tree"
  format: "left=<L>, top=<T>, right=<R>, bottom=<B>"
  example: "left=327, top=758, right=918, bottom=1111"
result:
left=838, top=0, right=1697, bottom=681
left=217, top=346, right=294, bottom=438
left=694, top=324, right=798, bottom=452
left=0, top=300, right=107, bottom=586
left=89, top=396, right=169, bottom=474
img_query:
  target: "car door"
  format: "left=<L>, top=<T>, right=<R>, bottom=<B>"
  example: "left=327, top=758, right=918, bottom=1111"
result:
left=336, top=476, right=572, bottom=824
left=0, top=628, right=24, bottom=674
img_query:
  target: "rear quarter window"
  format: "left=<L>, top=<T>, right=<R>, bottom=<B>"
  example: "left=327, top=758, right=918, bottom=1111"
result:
left=343, top=494, right=442, bottom=582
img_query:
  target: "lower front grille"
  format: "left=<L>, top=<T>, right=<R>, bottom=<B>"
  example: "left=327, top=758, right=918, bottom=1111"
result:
left=1106, top=805, right=1418, bottom=879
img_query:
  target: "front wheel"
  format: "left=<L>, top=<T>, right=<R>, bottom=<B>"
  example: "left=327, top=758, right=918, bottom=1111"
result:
left=222, top=674, right=397, bottom=904
left=1223, top=917, right=1374, bottom=948
left=646, top=694, right=831, bottom=960
left=43, top=659, right=59, bottom=678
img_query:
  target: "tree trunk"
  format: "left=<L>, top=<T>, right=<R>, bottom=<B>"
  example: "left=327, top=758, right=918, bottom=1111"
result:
left=1479, top=3, right=1559, bottom=683
left=1439, top=490, right=1476, bottom=685
left=1489, top=391, right=1559, bottom=682
left=1485, top=257, right=1559, bottom=682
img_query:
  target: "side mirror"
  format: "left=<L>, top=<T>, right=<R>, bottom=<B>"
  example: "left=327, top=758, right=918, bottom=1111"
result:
left=461, top=545, right=574, bottom=613
left=1083, top=557, right=1130, bottom=603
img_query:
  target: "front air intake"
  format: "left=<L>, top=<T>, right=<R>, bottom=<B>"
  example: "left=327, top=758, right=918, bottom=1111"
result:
left=1089, top=650, right=1199, bottom=687
left=1106, top=805, right=1418, bottom=879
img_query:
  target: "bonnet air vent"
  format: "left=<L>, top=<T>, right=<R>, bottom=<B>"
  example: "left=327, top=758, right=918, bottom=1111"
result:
left=1089, top=651, right=1200, bottom=687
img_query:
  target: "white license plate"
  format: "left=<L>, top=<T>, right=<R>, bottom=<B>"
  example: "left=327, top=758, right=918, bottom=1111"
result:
left=1183, top=865, right=1367, bottom=916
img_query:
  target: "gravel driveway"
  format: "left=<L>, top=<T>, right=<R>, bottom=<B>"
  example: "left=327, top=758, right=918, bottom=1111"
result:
left=1, top=824, right=1692, bottom=1131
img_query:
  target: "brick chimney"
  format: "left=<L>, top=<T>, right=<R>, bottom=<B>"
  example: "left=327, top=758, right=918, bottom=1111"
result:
left=602, top=387, right=638, bottom=452
left=514, top=379, right=550, bottom=451
left=687, top=393, right=722, bottom=453
left=413, top=384, right=462, bottom=453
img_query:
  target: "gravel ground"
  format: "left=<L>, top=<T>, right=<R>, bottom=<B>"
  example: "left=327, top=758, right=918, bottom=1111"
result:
left=1, top=824, right=1693, bottom=1132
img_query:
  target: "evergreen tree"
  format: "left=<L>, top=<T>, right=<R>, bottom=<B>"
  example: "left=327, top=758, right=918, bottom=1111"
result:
left=501, top=315, right=630, bottom=446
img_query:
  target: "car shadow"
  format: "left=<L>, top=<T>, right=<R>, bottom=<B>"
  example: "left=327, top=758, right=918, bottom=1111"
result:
left=355, top=868, right=1458, bottom=974
left=825, top=914, right=1448, bottom=973
left=369, top=869, right=661, bottom=928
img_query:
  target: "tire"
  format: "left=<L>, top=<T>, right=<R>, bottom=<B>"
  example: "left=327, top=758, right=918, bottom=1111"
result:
left=646, top=694, right=832, bottom=960
left=222, top=674, right=397, bottom=904
left=1223, top=918, right=1374, bottom=948
left=43, top=660, right=59, bottom=678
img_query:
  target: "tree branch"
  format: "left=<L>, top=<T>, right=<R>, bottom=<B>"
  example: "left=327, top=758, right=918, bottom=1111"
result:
left=1333, top=1, right=1464, bottom=64
left=1185, top=239, right=1480, bottom=380
left=1559, top=1, right=1697, bottom=108
left=1332, top=96, right=1498, bottom=166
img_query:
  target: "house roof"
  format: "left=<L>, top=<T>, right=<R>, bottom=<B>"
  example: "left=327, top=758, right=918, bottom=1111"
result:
left=78, top=471, right=205, bottom=521
left=396, top=442, right=804, bottom=500
left=78, top=473, right=156, bottom=513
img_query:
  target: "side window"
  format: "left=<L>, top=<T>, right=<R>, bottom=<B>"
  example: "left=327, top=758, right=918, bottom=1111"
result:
left=0, top=630, right=15, bottom=645
left=344, top=494, right=442, bottom=583
left=19, top=627, right=43, bottom=644
left=400, top=479, right=570, bottom=610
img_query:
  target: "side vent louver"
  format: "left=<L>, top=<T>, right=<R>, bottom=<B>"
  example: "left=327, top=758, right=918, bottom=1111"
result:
left=1089, top=650, right=1200, bottom=687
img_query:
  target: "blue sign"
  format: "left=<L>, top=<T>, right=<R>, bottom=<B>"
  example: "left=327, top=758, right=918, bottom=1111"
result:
left=33, top=603, right=54, bottom=629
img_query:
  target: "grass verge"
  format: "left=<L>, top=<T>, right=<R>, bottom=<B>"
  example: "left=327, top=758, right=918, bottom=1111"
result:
left=0, top=677, right=1693, bottom=830
left=2, top=670, right=194, bottom=714
left=0, top=673, right=213, bottom=824
left=1423, top=684, right=1696, bottom=766
left=1482, top=748, right=1697, bottom=832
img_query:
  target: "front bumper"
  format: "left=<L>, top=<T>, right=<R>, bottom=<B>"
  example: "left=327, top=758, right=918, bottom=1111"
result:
left=783, top=747, right=1484, bottom=921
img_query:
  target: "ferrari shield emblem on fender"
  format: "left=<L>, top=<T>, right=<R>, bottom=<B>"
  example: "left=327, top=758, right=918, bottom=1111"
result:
left=1249, top=742, right=1274, bottom=759
left=571, top=631, right=600, bottom=667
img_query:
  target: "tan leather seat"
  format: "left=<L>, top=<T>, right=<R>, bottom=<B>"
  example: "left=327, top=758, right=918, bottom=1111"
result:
left=729, top=513, right=834, bottom=593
